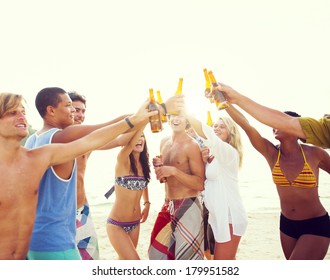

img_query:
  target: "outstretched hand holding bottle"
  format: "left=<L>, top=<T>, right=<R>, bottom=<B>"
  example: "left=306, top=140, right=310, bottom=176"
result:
left=211, top=82, right=242, bottom=105
left=163, top=94, right=185, bottom=115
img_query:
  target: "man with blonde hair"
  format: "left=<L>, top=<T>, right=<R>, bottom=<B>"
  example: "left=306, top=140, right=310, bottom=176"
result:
left=0, top=92, right=159, bottom=259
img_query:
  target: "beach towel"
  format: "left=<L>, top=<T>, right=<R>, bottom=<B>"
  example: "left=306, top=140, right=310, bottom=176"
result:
left=149, top=197, right=204, bottom=260
left=76, top=204, right=100, bottom=260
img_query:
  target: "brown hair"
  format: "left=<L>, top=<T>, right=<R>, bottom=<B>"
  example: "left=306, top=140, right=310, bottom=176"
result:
left=0, top=93, right=23, bottom=118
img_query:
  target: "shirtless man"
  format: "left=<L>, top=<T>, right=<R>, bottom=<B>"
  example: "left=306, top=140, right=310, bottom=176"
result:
left=0, top=92, right=157, bottom=260
left=148, top=114, right=205, bottom=260
left=68, top=91, right=99, bottom=260
left=25, top=87, right=183, bottom=260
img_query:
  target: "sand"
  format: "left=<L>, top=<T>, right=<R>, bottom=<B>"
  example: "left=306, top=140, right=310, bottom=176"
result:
left=91, top=203, right=329, bottom=260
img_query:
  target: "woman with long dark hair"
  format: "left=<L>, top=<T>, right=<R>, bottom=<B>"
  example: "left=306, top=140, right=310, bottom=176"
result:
left=106, top=127, right=151, bottom=259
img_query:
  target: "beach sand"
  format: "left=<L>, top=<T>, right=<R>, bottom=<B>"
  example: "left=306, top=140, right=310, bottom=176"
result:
left=91, top=203, right=330, bottom=260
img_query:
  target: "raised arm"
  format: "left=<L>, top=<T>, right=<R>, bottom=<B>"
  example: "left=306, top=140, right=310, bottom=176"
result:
left=42, top=101, right=156, bottom=167
left=181, top=107, right=207, bottom=140
left=162, top=94, right=185, bottom=115
left=52, top=114, right=129, bottom=144
left=225, top=105, right=277, bottom=163
left=97, top=130, right=136, bottom=150
left=217, top=83, right=307, bottom=140
left=116, top=126, right=146, bottom=164
left=53, top=94, right=184, bottom=145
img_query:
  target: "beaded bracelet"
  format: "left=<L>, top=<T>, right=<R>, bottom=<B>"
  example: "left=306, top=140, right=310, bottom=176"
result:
left=143, top=201, right=151, bottom=205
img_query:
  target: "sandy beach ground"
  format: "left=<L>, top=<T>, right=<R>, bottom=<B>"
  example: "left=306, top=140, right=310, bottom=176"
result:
left=91, top=203, right=330, bottom=260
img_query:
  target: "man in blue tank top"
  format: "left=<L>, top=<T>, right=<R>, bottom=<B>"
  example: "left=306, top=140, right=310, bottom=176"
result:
left=24, top=87, right=184, bottom=260
left=0, top=91, right=162, bottom=260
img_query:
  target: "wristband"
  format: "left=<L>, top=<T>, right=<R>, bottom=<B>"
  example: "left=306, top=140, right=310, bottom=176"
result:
left=124, top=117, right=134, bottom=128
left=159, top=103, right=167, bottom=116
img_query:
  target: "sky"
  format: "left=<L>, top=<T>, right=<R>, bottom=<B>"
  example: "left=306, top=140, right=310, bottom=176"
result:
left=1, top=0, right=330, bottom=182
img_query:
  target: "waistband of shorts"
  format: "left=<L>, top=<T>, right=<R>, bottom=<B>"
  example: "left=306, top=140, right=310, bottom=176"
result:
left=280, top=212, right=329, bottom=222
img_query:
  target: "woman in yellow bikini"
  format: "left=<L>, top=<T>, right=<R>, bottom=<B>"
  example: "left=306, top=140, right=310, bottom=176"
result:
left=225, top=106, right=330, bottom=259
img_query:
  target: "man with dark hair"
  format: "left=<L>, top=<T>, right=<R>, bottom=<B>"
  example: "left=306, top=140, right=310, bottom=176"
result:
left=24, top=87, right=184, bottom=260
left=0, top=91, right=157, bottom=260
left=68, top=91, right=99, bottom=260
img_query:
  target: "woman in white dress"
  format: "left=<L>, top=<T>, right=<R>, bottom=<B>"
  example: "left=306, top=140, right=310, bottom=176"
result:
left=183, top=110, right=247, bottom=260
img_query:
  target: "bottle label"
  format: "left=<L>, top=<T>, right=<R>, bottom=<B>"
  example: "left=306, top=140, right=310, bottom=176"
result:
left=150, top=115, right=162, bottom=132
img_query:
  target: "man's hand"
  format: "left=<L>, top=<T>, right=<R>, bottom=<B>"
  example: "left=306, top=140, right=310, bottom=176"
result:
left=130, top=100, right=158, bottom=126
left=165, top=94, right=185, bottom=115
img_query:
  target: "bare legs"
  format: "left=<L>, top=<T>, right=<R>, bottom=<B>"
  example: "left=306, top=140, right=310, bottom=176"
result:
left=213, top=224, right=241, bottom=260
left=106, top=224, right=140, bottom=260
left=280, top=232, right=329, bottom=260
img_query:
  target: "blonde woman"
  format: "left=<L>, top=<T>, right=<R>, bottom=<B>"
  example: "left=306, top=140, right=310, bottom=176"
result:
left=183, top=110, right=247, bottom=260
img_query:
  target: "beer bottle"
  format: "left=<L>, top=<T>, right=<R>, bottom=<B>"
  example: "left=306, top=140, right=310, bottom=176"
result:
left=159, top=175, right=167, bottom=183
left=175, top=77, right=183, bottom=95
left=155, top=155, right=167, bottom=183
left=208, top=70, right=229, bottom=110
left=203, top=68, right=213, bottom=102
left=156, top=90, right=167, bottom=123
left=172, top=77, right=183, bottom=115
left=148, top=88, right=163, bottom=132
left=207, top=110, right=213, bottom=126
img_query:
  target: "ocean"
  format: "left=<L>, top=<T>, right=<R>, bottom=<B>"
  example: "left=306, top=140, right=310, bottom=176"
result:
left=83, top=142, right=330, bottom=260
left=84, top=143, right=330, bottom=215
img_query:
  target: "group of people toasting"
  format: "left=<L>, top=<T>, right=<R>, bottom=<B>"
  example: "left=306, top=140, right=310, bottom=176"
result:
left=0, top=68, right=329, bottom=260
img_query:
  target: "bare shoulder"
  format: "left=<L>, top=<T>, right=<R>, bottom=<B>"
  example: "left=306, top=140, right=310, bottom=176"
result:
left=183, top=136, right=201, bottom=153
left=24, top=145, right=53, bottom=162
left=301, top=143, right=330, bottom=160
left=301, top=143, right=324, bottom=153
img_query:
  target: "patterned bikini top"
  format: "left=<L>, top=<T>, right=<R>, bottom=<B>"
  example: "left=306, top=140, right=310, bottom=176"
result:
left=272, top=145, right=317, bottom=188
left=115, top=175, right=148, bottom=191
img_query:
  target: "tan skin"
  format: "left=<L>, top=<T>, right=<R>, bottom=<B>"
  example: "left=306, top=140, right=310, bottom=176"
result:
left=153, top=115, right=205, bottom=200
left=0, top=100, right=156, bottom=260
left=41, top=92, right=180, bottom=181
left=214, top=83, right=308, bottom=141
left=186, top=128, right=214, bottom=260
left=71, top=100, right=90, bottom=208
left=226, top=105, right=330, bottom=259
left=39, top=94, right=134, bottom=181
left=106, top=128, right=150, bottom=260
left=71, top=100, right=139, bottom=208
left=183, top=111, right=243, bottom=260
left=71, top=93, right=186, bottom=208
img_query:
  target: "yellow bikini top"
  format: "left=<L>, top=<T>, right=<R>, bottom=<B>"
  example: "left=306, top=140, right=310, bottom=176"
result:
left=272, top=145, right=317, bottom=188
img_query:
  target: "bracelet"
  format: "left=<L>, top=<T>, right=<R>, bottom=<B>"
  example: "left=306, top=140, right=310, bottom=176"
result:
left=143, top=201, right=151, bottom=205
left=159, top=103, right=167, bottom=116
left=124, top=116, right=134, bottom=128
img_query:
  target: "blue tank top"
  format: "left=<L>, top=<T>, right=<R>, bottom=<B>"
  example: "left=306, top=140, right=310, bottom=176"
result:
left=25, top=128, right=77, bottom=251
